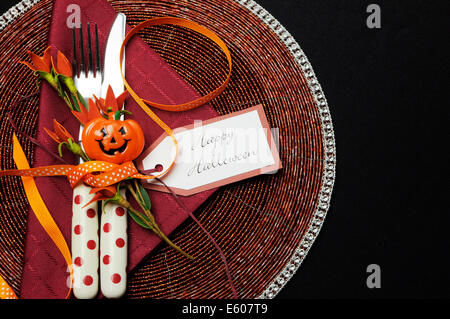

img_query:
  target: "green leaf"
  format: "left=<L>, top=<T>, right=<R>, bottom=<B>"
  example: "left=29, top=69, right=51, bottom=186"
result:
left=70, top=94, right=79, bottom=111
left=128, top=209, right=152, bottom=230
left=55, top=74, right=63, bottom=92
left=137, top=182, right=152, bottom=211
left=59, top=91, right=73, bottom=111
left=77, top=91, right=86, bottom=110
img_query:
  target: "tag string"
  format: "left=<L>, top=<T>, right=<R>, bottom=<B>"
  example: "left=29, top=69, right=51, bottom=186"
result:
left=119, top=16, right=233, bottom=180
left=121, top=17, right=236, bottom=298
left=155, top=177, right=238, bottom=299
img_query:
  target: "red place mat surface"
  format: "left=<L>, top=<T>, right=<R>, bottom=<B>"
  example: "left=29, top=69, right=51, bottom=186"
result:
left=0, top=0, right=335, bottom=298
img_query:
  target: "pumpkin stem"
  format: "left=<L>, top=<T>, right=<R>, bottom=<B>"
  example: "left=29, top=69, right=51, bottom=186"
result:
left=114, top=109, right=132, bottom=120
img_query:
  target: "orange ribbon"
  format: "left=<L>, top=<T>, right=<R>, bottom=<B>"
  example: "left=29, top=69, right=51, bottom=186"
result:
left=0, top=137, right=158, bottom=300
left=120, top=17, right=232, bottom=180
left=0, top=273, right=18, bottom=299
left=120, top=17, right=232, bottom=112
left=9, top=134, right=73, bottom=299
left=0, top=160, right=155, bottom=189
left=0, top=17, right=231, bottom=299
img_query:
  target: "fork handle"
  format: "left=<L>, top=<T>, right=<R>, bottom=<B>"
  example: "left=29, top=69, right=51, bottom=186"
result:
left=71, top=183, right=99, bottom=299
left=100, top=190, right=127, bottom=298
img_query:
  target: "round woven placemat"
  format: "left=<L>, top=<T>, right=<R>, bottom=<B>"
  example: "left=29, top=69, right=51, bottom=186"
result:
left=0, top=0, right=335, bottom=298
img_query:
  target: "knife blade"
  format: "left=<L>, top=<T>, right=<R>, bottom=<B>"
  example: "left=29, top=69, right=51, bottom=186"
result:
left=99, top=12, right=128, bottom=299
left=101, top=13, right=126, bottom=97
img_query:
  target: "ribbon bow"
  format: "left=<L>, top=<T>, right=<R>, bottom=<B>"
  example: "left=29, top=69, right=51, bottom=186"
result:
left=0, top=160, right=155, bottom=189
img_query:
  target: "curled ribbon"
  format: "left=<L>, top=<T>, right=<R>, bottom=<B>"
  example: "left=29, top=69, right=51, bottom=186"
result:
left=119, top=17, right=232, bottom=180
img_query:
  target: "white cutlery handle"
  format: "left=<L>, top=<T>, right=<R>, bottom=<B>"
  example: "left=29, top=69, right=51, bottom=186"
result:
left=100, top=190, right=127, bottom=298
left=71, top=183, right=99, bottom=299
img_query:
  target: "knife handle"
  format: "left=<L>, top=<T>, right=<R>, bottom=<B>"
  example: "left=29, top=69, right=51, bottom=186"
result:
left=100, top=190, right=127, bottom=298
left=71, top=183, right=99, bottom=299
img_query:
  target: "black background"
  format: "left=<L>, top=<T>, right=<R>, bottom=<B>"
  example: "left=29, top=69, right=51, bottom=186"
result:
left=1, top=0, right=448, bottom=299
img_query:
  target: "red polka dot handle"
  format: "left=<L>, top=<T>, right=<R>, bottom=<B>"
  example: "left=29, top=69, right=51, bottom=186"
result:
left=71, top=183, right=99, bottom=299
left=100, top=190, right=128, bottom=298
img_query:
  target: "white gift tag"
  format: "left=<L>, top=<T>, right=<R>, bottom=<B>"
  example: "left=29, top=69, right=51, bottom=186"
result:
left=136, top=105, right=282, bottom=196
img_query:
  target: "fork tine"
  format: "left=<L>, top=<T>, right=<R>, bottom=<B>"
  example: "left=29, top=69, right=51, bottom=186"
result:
left=72, top=26, right=78, bottom=77
left=79, top=26, right=85, bottom=77
left=87, top=23, right=93, bottom=73
left=94, top=23, right=101, bottom=76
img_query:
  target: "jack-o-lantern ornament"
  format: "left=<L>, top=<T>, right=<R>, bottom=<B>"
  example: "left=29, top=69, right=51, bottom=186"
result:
left=82, top=116, right=144, bottom=164
left=73, top=86, right=145, bottom=164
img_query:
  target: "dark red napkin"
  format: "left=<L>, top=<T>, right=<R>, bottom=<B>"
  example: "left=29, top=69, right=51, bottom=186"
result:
left=20, top=0, right=217, bottom=298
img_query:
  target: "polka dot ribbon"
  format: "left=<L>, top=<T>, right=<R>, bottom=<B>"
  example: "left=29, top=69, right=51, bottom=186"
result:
left=0, top=159, right=155, bottom=189
left=0, top=137, right=160, bottom=299
left=0, top=274, right=18, bottom=299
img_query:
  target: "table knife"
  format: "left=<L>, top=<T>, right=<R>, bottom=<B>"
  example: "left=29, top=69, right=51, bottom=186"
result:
left=99, top=12, right=128, bottom=299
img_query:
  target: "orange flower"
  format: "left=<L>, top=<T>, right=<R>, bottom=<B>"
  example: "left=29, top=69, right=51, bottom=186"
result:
left=44, top=119, right=87, bottom=160
left=20, top=46, right=52, bottom=73
left=72, top=98, right=103, bottom=125
left=44, top=119, right=74, bottom=144
left=51, top=50, right=73, bottom=77
left=95, top=85, right=129, bottom=115
left=83, top=186, right=117, bottom=207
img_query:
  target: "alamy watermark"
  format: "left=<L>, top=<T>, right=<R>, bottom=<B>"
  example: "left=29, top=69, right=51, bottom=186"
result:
left=366, top=264, right=381, bottom=289
left=366, top=4, right=381, bottom=29
left=66, top=4, right=81, bottom=28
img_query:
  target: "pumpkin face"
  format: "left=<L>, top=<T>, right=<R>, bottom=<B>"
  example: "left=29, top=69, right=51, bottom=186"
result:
left=82, top=117, right=145, bottom=164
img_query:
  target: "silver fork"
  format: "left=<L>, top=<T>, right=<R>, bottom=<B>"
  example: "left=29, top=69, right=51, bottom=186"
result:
left=73, top=23, right=102, bottom=107
left=71, top=23, right=102, bottom=299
